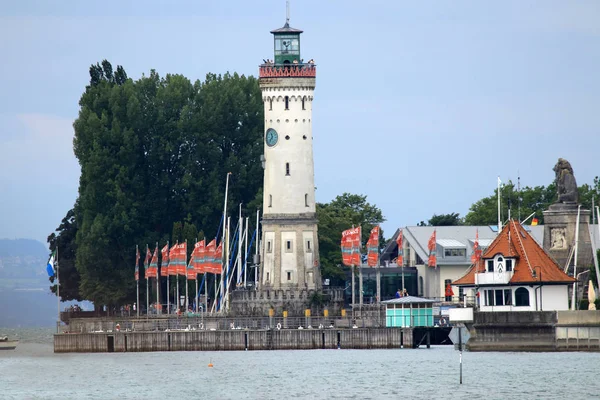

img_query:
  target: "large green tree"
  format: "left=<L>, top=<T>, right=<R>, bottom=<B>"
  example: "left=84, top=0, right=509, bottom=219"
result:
left=465, top=177, right=600, bottom=226
left=54, top=60, right=264, bottom=306
left=317, top=193, right=385, bottom=285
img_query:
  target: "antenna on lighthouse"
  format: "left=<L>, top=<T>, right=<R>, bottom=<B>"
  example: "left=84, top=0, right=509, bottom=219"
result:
left=286, top=0, right=290, bottom=25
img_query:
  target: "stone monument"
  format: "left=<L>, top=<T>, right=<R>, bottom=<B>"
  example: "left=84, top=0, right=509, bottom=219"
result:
left=543, top=158, right=593, bottom=274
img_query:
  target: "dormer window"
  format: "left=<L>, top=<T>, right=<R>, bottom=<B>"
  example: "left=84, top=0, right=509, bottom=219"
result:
left=506, top=259, right=513, bottom=271
left=487, top=260, right=494, bottom=272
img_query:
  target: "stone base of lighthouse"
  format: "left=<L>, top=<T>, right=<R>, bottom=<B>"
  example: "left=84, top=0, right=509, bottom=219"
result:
left=228, top=213, right=344, bottom=317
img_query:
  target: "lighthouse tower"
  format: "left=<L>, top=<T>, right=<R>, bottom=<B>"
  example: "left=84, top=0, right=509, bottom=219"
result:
left=258, top=15, right=321, bottom=293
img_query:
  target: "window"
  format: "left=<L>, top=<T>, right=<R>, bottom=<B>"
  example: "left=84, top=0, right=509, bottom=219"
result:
left=485, top=289, right=512, bottom=306
left=269, top=98, right=273, bottom=111
left=444, top=248, right=466, bottom=257
left=487, top=260, right=494, bottom=272
left=267, top=241, right=272, bottom=253
left=306, top=240, right=312, bottom=252
left=418, top=276, right=424, bottom=297
left=506, top=259, right=513, bottom=271
left=285, top=96, right=289, bottom=110
left=286, top=240, right=293, bottom=252
left=305, top=193, right=309, bottom=207
left=266, top=272, right=270, bottom=282
left=302, top=97, right=305, bottom=110
left=286, top=271, right=292, bottom=281
left=458, top=287, right=464, bottom=302
left=515, top=287, right=530, bottom=306
left=269, top=194, right=272, bottom=208
left=285, top=163, right=290, bottom=176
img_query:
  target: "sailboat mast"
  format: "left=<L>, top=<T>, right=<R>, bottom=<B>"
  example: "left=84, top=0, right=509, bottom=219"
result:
left=244, top=216, right=249, bottom=288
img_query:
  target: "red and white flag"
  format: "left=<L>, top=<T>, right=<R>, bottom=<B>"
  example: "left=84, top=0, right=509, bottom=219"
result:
left=367, top=226, right=380, bottom=267
left=428, top=230, right=437, bottom=268
left=396, top=230, right=403, bottom=266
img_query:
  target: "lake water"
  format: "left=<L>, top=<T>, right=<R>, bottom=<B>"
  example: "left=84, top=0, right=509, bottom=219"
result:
left=1, top=327, right=600, bottom=399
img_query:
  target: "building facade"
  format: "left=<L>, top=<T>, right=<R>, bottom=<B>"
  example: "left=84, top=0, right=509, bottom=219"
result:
left=453, top=220, right=576, bottom=311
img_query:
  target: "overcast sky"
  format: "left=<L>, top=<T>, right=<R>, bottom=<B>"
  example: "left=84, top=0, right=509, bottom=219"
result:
left=1, top=0, right=599, bottom=245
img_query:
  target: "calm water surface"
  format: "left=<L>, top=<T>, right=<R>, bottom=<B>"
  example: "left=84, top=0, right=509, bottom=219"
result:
left=1, top=327, right=599, bottom=399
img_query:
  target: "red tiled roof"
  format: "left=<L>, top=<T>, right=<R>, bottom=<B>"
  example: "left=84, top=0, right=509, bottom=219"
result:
left=453, top=220, right=576, bottom=286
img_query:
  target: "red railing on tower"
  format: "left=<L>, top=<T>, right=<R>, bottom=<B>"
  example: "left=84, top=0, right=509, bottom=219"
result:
left=259, top=64, right=316, bottom=78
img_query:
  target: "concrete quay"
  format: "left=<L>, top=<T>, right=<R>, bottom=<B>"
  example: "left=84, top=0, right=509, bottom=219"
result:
left=466, top=310, right=600, bottom=352
left=54, top=327, right=419, bottom=353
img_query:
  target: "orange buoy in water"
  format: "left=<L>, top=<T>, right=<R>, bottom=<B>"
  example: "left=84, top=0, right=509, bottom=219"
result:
left=208, top=360, right=213, bottom=368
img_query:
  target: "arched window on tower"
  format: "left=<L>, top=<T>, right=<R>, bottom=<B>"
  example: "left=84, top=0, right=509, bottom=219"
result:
left=285, top=96, right=289, bottom=110
left=302, top=97, right=305, bottom=110
left=286, top=163, right=290, bottom=176
left=269, top=98, right=273, bottom=111
left=305, top=194, right=309, bottom=207
left=269, top=194, right=272, bottom=208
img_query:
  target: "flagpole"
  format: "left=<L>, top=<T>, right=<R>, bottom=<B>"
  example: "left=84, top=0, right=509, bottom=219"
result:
left=497, top=176, right=502, bottom=233
left=194, top=237, right=198, bottom=314
left=176, top=244, right=180, bottom=314
left=185, top=240, right=188, bottom=312
left=56, top=245, right=60, bottom=333
left=359, top=226, right=363, bottom=312
left=221, top=172, right=232, bottom=312
left=155, top=242, right=160, bottom=315
left=244, top=216, right=249, bottom=288
left=146, top=244, right=149, bottom=317
left=376, top=227, right=381, bottom=304
left=166, top=240, right=170, bottom=315
left=136, top=245, right=140, bottom=318
left=255, top=209, right=260, bottom=289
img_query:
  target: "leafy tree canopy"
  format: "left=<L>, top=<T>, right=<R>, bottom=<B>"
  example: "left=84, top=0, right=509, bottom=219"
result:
left=51, top=60, right=264, bottom=306
left=465, top=176, right=600, bottom=226
left=427, top=213, right=463, bottom=226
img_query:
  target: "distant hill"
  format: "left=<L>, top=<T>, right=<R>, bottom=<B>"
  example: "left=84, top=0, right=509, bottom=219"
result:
left=0, top=238, right=49, bottom=288
left=0, top=238, right=48, bottom=258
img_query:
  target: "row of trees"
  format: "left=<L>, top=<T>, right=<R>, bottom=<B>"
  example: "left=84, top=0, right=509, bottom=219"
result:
left=49, top=61, right=264, bottom=306
left=420, top=178, right=599, bottom=226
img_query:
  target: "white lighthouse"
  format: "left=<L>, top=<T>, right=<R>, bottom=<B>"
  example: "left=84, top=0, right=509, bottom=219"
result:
left=258, top=16, right=321, bottom=292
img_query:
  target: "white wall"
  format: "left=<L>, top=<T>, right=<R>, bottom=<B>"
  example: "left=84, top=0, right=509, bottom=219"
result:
left=539, top=285, right=570, bottom=311
left=262, top=231, right=275, bottom=285
left=262, top=87, right=316, bottom=215
left=280, top=231, right=297, bottom=285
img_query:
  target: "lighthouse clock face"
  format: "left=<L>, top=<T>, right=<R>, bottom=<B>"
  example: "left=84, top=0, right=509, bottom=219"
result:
left=265, top=128, right=279, bottom=147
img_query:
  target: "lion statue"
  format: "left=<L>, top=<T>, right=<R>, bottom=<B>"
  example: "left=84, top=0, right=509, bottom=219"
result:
left=553, top=158, right=578, bottom=204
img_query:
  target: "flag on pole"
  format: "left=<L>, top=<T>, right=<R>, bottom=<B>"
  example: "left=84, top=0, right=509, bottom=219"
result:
left=531, top=217, right=539, bottom=226
left=396, top=229, right=403, bottom=266
left=148, top=246, right=158, bottom=278
left=192, top=240, right=206, bottom=274
left=205, top=239, right=219, bottom=274
left=341, top=227, right=361, bottom=266
left=366, top=226, right=380, bottom=267
left=471, top=229, right=482, bottom=264
left=428, top=230, right=437, bottom=267
left=213, top=242, right=223, bottom=275
left=168, top=243, right=178, bottom=276
left=144, top=247, right=151, bottom=278
left=176, top=242, right=187, bottom=276
left=46, top=250, right=57, bottom=277
left=160, top=243, right=170, bottom=277
left=134, top=246, right=140, bottom=281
